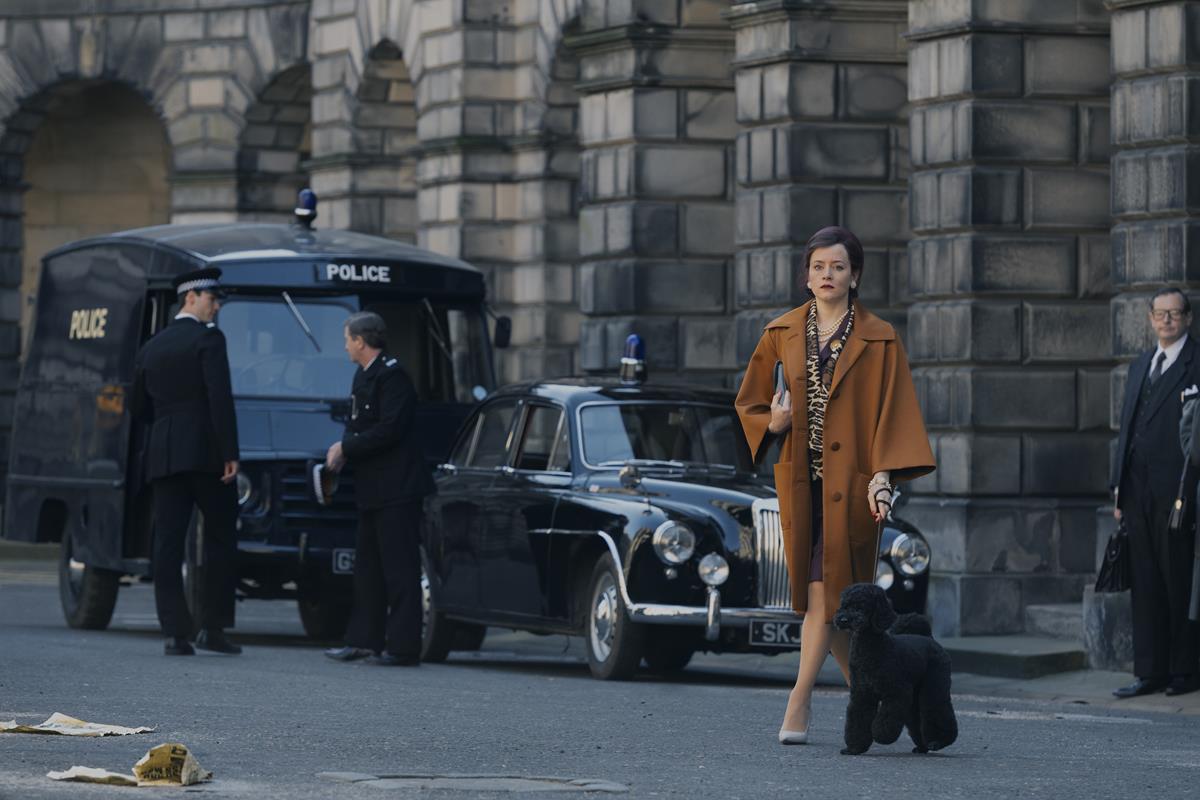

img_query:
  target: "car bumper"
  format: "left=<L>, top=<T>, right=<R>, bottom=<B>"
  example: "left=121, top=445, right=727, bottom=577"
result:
left=627, top=588, right=800, bottom=641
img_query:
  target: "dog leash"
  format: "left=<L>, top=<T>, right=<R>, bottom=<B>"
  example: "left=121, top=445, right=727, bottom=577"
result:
left=870, top=486, right=895, bottom=581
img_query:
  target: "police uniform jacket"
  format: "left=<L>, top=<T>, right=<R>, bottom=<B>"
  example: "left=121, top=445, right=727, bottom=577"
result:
left=132, top=317, right=240, bottom=480
left=342, top=354, right=435, bottom=509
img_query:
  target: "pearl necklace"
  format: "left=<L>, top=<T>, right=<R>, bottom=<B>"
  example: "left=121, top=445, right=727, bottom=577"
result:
left=817, top=309, right=849, bottom=338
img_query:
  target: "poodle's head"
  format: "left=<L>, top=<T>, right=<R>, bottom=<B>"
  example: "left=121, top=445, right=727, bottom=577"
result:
left=832, top=583, right=898, bottom=634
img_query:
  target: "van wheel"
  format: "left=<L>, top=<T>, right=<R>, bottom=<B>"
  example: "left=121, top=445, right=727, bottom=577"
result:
left=58, top=535, right=119, bottom=630
left=584, top=553, right=643, bottom=681
left=297, top=584, right=352, bottom=641
left=420, top=548, right=457, bottom=663
left=642, top=629, right=696, bottom=674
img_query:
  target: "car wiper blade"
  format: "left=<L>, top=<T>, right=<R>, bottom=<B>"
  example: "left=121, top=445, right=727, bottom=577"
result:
left=421, top=297, right=453, bottom=365
left=597, top=459, right=685, bottom=468
left=281, top=291, right=321, bottom=353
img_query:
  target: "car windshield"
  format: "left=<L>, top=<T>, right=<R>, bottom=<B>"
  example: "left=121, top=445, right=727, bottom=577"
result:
left=579, top=403, right=760, bottom=473
left=218, top=296, right=495, bottom=403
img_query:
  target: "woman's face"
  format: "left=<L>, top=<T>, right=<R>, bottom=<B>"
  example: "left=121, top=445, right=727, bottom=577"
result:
left=806, top=244, right=854, bottom=304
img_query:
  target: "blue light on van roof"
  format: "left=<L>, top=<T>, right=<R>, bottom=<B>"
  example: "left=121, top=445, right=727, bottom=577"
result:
left=297, top=188, right=318, bottom=213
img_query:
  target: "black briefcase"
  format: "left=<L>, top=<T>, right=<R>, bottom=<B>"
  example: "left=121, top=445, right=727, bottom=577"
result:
left=1095, top=520, right=1131, bottom=593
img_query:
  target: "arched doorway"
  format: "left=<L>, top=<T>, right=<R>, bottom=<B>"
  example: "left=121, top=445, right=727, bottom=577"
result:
left=18, top=81, right=170, bottom=350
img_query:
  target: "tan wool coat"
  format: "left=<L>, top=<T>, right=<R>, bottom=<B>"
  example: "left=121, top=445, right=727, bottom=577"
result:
left=735, top=301, right=935, bottom=621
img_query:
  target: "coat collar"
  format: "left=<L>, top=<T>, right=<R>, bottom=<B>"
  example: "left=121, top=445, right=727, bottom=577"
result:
left=765, top=300, right=895, bottom=342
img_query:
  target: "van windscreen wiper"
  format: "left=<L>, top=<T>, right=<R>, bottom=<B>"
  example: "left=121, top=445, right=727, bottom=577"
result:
left=282, top=291, right=321, bottom=352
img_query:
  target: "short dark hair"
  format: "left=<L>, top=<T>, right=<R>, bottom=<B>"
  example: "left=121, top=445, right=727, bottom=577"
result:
left=345, top=311, right=387, bottom=350
left=802, top=226, right=865, bottom=300
left=1150, top=287, right=1192, bottom=314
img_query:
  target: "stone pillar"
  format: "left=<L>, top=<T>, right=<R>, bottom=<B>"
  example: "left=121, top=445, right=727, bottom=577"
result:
left=729, top=0, right=910, bottom=371
left=904, top=1, right=1113, bottom=636
left=572, top=1, right=737, bottom=381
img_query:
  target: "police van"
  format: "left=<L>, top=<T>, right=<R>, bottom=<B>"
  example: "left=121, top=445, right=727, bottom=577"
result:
left=3, top=205, right=508, bottom=639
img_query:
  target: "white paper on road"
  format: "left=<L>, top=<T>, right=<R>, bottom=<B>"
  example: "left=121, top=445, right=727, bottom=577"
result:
left=0, top=712, right=155, bottom=736
left=46, top=766, right=138, bottom=786
left=45, top=743, right=212, bottom=788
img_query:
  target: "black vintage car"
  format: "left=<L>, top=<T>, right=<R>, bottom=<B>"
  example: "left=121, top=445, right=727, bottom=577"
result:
left=420, top=377, right=932, bottom=680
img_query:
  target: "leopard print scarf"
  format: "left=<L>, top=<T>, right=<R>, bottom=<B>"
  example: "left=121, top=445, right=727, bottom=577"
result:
left=804, top=302, right=854, bottom=480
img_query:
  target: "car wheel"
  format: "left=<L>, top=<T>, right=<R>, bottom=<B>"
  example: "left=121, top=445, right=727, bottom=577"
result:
left=420, top=547, right=457, bottom=663
left=58, top=534, right=119, bottom=630
left=642, top=629, right=696, bottom=674
left=297, top=579, right=352, bottom=641
left=584, top=553, right=643, bottom=681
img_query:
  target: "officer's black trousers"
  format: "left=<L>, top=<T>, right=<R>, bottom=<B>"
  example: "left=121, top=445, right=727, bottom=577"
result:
left=1123, top=456, right=1200, bottom=678
left=152, top=472, right=238, bottom=638
left=344, top=501, right=423, bottom=657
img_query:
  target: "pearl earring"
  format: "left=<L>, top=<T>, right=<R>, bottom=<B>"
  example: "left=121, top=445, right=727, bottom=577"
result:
left=851, top=281, right=857, bottom=289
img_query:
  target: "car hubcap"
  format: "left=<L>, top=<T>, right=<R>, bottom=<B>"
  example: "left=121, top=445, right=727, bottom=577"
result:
left=590, top=573, right=618, bottom=663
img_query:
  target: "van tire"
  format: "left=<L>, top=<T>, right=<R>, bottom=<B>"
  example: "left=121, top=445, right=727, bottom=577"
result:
left=297, top=589, right=352, bottom=641
left=58, top=536, right=119, bottom=630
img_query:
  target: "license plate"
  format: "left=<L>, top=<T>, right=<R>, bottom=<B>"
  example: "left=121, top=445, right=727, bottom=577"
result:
left=749, top=619, right=802, bottom=648
left=332, top=548, right=355, bottom=575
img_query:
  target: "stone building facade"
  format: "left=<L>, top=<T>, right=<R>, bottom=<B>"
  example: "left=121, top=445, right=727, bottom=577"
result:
left=0, top=0, right=1190, bottom=636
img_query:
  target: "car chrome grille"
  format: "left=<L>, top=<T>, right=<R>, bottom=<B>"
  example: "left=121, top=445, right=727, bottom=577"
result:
left=752, top=498, right=791, bottom=610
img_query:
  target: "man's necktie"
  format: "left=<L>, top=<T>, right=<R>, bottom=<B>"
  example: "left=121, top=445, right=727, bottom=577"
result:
left=1150, top=351, right=1167, bottom=385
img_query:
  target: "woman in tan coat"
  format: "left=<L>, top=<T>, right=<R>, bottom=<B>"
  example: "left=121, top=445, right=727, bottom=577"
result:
left=735, top=226, right=935, bottom=744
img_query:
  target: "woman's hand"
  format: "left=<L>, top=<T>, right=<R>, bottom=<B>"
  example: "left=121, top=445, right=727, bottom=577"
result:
left=868, top=471, right=892, bottom=523
left=768, top=389, right=792, bottom=434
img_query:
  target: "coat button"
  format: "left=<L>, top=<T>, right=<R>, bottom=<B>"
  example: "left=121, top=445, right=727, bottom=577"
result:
left=832, top=492, right=843, bottom=502
left=830, top=441, right=840, bottom=451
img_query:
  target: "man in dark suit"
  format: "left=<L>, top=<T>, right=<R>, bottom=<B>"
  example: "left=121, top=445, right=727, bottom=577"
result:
left=132, top=267, right=241, bottom=657
left=323, top=311, right=435, bottom=666
left=1112, top=287, right=1200, bottom=697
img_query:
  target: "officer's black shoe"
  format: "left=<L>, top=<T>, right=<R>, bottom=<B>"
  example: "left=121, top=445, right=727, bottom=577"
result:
left=324, top=646, right=374, bottom=662
left=1112, top=677, right=1166, bottom=698
left=368, top=653, right=420, bottom=667
left=164, top=637, right=194, bottom=656
left=1165, top=675, right=1200, bottom=696
left=195, top=629, right=242, bottom=655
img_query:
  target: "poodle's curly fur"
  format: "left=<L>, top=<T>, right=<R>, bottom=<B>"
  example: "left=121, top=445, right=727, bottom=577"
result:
left=833, top=583, right=958, bottom=756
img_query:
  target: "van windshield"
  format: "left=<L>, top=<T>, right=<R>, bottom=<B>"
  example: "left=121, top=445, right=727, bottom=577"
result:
left=218, top=296, right=495, bottom=404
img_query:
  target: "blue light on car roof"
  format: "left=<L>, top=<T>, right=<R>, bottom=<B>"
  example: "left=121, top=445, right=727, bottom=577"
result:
left=619, top=333, right=646, bottom=384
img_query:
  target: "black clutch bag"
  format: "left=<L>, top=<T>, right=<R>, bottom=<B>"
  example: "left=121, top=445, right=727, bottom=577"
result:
left=773, top=360, right=787, bottom=398
left=1095, top=519, right=1131, bottom=593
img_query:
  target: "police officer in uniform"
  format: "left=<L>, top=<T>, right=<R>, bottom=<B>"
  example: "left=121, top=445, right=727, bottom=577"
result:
left=324, top=311, right=435, bottom=666
left=132, top=268, right=242, bottom=656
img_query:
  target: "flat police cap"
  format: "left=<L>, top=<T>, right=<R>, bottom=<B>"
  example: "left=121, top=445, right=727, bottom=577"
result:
left=173, top=267, right=226, bottom=298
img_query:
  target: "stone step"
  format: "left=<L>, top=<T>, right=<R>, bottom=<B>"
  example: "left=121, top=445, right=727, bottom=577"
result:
left=1024, top=602, right=1083, bottom=640
left=940, top=635, right=1088, bottom=680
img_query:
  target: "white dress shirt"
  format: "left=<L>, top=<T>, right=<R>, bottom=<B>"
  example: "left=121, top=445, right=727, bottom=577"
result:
left=1150, top=333, right=1188, bottom=379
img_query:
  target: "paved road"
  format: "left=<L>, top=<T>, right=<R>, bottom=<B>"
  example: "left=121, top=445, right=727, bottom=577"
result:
left=1, top=561, right=1198, bottom=799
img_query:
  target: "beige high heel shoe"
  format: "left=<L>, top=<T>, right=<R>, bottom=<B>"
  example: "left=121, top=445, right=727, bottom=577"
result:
left=778, top=701, right=812, bottom=745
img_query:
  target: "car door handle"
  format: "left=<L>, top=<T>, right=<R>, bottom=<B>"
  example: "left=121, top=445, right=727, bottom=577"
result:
left=497, top=465, right=516, bottom=476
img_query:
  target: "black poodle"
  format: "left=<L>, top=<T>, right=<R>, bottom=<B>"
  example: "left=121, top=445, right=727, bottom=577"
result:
left=832, top=583, right=958, bottom=755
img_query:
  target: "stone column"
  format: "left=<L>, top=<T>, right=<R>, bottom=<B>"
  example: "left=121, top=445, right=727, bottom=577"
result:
left=571, top=1, right=737, bottom=381
left=904, top=1, right=1113, bottom=635
left=729, top=0, right=910, bottom=370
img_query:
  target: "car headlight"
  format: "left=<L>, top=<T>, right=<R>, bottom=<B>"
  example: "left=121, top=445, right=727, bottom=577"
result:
left=652, top=521, right=695, bottom=565
left=698, top=553, right=729, bottom=586
left=235, top=472, right=256, bottom=508
left=875, top=560, right=895, bottom=590
left=890, top=533, right=930, bottom=576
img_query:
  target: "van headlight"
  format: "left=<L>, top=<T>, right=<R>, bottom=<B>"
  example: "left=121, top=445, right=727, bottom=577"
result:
left=235, top=472, right=256, bottom=508
left=652, top=521, right=695, bottom=565
left=890, top=533, right=930, bottom=576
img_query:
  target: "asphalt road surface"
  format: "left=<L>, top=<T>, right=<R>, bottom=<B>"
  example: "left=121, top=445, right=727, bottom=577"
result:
left=1, top=561, right=1197, bottom=799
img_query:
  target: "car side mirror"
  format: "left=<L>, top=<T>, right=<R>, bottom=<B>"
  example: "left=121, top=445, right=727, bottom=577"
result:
left=493, top=316, right=512, bottom=349
left=437, top=463, right=458, bottom=476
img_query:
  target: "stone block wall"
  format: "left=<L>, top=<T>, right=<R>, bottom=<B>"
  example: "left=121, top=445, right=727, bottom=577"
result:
left=904, top=0, right=1113, bottom=635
